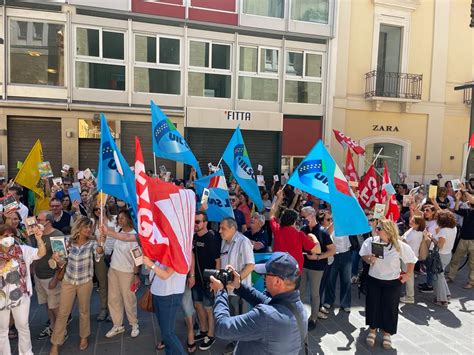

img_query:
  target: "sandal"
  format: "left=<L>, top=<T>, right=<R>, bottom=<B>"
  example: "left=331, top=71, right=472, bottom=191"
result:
left=156, top=341, right=166, bottom=351
left=319, top=306, right=330, bottom=314
left=366, top=331, right=376, bottom=347
left=433, top=300, right=449, bottom=307
left=382, top=334, right=392, bottom=349
left=187, top=342, right=197, bottom=353
left=317, top=311, right=328, bottom=320
left=79, top=338, right=88, bottom=351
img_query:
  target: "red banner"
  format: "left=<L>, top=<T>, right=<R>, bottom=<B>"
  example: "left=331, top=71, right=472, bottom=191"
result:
left=344, top=149, right=359, bottom=183
left=333, top=129, right=365, bottom=155
left=358, top=165, right=379, bottom=209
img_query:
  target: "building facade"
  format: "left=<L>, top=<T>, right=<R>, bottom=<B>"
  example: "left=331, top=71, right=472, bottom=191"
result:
left=327, top=0, right=473, bottom=184
left=0, top=0, right=335, bottom=183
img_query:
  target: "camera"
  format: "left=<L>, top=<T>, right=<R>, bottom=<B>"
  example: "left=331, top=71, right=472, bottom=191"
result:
left=203, top=268, right=234, bottom=286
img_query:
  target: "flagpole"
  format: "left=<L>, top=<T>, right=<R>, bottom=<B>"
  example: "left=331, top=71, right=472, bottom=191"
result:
left=99, top=189, right=103, bottom=232
left=371, top=147, right=384, bottom=166
left=153, top=156, right=157, bottom=177
left=461, top=146, right=471, bottom=181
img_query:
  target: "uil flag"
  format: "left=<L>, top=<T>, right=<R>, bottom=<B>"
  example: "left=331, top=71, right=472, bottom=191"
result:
left=333, top=129, right=365, bottom=155
left=288, top=140, right=370, bottom=236
left=221, top=126, right=263, bottom=211
left=97, top=114, right=137, bottom=220
left=358, top=165, right=380, bottom=209
left=344, top=150, right=359, bottom=183
left=195, top=169, right=234, bottom=222
left=136, top=137, right=195, bottom=274
left=380, top=162, right=400, bottom=221
left=151, top=101, right=202, bottom=178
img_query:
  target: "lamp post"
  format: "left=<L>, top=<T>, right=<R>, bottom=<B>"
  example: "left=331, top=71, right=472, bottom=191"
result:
left=455, top=82, right=474, bottom=180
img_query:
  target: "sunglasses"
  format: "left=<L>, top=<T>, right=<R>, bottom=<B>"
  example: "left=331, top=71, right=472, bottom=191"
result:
left=325, top=218, right=333, bottom=222
left=376, top=226, right=382, bottom=231
left=368, top=218, right=375, bottom=222
left=93, top=208, right=100, bottom=212
left=195, top=220, right=203, bottom=224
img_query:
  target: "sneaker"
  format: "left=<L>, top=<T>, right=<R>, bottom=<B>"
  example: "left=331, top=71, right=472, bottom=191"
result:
left=38, top=326, right=52, bottom=339
left=400, top=296, right=415, bottom=304
left=340, top=307, right=351, bottom=313
left=419, top=284, right=434, bottom=293
left=194, top=331, right=208, bottom=342
left=223, top=342, right=236, bottom=355
left=307, top=319, right=317, bottom=331
left=317, top=311, right=328, bottom=319
left=105, top=325, right=125, bottom=338
left=67, top=314, right=73, bottom=325
left=131, top=324, right=140, bottom=338
left=418, top=282, right=427, bottom=289
left=322, top=303, right=332, bottom=310
left=97, top=309, right=108, bottom=322
left=199, top=336, right=216, bottom=351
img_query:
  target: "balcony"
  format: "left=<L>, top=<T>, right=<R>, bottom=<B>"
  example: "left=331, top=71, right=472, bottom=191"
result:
left=463, top=85, right=472, bottom=106
left=364, top=70, right=423, bottom=112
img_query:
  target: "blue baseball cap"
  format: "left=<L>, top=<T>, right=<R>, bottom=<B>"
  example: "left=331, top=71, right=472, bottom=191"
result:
left=254, top=252, right=300, bottom=282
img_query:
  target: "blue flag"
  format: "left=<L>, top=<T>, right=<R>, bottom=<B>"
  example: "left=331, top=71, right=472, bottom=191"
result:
left=288, top=140, right=370, bottom=236
left=221, top=126, right=264, bottom=211
left=97, top=114, right=137, bottom=221
left=194, top=169, right=234, bottom=222
left=151, top=101, right=202, bottom=177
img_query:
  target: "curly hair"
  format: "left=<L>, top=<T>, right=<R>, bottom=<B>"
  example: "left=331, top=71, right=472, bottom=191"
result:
left=436, top=210, right=457, bottom=229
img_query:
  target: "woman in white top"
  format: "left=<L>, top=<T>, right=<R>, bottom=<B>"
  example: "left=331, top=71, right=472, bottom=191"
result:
left=400, top=215, right=426, bottom=304
left=100, top=210, right=140, bottom=338
left=430, top=210, right=457, bottom=307
left=143, top=256, right=186, bottom=355
left=360, top=218, right=417, bottom=350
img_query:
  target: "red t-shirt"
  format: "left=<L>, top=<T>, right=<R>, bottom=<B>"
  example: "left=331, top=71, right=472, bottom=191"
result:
left=270, top=217, right=316, bottom=271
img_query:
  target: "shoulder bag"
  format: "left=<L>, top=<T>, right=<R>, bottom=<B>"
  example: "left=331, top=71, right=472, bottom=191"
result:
left=138, top=273, right=156, bottom=312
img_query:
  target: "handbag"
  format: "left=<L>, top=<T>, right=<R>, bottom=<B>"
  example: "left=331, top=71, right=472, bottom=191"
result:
left=425, top=246, right=444, bottom=277
left=418, top=231, right=431, bottom=261
left=138, top=274, right=156, bottom=313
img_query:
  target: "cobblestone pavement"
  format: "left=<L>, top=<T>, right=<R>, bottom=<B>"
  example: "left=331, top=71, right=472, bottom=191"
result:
left=10, top=266, right=474, bottom=355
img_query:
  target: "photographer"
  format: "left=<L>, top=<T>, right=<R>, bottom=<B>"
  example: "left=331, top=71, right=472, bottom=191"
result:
left=209, top=253, right=307, bottom=355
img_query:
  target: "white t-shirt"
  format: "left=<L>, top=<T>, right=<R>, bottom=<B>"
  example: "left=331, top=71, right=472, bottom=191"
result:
left=433, top=227, right=457, bottom=255
left=402, top=228, right=423, bottom=258
left=360, top=236, right=417, bottom=280
left=333, top=235, right=351, bottom=254
left=425, top=219, right=438, bottom=235
left=92, top=217, right=117, bottom=255
left=150, top=261, right=186, bottom=296
left=110, top=230, right=138, bottom=273
left=18, top=203, right=29, bottom=223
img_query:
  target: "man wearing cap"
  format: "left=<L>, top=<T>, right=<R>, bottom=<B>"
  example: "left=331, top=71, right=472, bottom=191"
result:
left=210, top=252, right=307, bottom=355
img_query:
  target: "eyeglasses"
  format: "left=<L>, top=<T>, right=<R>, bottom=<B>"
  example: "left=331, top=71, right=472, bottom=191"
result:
left=50, top=205, right=62, bottom=208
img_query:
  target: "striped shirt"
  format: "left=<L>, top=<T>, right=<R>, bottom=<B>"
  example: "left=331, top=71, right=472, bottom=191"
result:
left=64, top=240, right=102, bottom=285
left=220, top=232, right=255, bottom=288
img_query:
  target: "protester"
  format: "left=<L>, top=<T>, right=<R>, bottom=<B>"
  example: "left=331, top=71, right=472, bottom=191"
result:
left=418, top=204, right=438, bottom=293
left=244, top=212, right=269, bottom=253
left=34, top=211, right=65, bottom=339
left=49, top=198, right=73, bottom=235
left=237, top=192, right=252, bottom=227
left=4, top=211, right=28, bottom=245
left=299, top=206, right=335, bottom=330
left=430, top=210, right=457, bottom=306
left=400, top=215, right=425, bottom=304
left=210, top=253, right=307, bottom=355
left=0, top=224, right=46, bottom=355
left=435, top=187, right=454, bottom=210
left=448, top=190, right=474, bottom=288
left=142, top=255, right=186, bottom=355
left=61, top=196, right=72, bottom=214
left=191, top=211, right=220, bottom=351
left=100, top=210, right=140, bottom=338
left=229, top=193, right=247, bottom=232
left=50, top=217, right=105, bottom=355
left=6, top=186, right=29, bottom=222
left=360, top=218, right=417, bottom=349
left=318, top=210, right=336, bottom=317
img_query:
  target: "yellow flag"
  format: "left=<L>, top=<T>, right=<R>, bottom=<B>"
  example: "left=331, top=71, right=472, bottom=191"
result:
left=34, top=195, right=51, bottom=215
left=14, top=139, right=44, bottom=198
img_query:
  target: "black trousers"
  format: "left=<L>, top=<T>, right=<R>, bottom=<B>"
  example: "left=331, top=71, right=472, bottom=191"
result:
left=365, top=275, right=402, bottom=335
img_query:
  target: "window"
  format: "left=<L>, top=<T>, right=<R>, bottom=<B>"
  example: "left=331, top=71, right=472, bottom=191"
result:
left=285, top=51, right=323, bottom=104
left=365, top=143, right=403, bottom=182
left=75, top=26, right=126, bottom=91
left=375, top=24, right=402, bottom=97
left=238, top=46, right=279, bottom=102
left=9, top=20, right=65, bottom=86
left=243, top=0, right=284, bottom=18
left=291, top=0, right=329, bottom=24
left=188, top=40, right=232, bottom=98
left=134, top=34, right=181, bottom=95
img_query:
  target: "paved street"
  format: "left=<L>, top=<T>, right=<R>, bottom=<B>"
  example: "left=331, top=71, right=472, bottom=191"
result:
left=12, top=267, right=474, bottom=355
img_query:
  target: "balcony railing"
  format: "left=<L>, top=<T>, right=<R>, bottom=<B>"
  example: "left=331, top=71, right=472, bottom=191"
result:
left=364, top=70, right=423, bottom=100
left=463, top=85, right=472, bottom=105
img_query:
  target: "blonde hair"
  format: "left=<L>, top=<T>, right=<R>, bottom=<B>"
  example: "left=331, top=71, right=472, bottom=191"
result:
left=378, top=218, right=401, bottom=252
left=70, top=217, right=93, bottom=242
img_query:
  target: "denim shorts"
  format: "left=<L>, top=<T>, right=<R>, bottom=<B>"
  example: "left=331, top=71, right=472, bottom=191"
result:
left=191, top=283, right=214, bottom=308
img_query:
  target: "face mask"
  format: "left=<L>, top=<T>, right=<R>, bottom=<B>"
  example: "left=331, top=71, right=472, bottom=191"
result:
left=1, top=236, right=15, bottom=248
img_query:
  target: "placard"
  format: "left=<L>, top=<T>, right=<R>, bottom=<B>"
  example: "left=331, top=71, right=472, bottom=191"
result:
left=428, top=185, right=438, bottom=199
left=77, top=171, right=85, bottom=180
left=257, top=164, right=263, bottom=172
left=72, top=182, right=81, bottom=191
left=83, top=168, right=93, bottom=180
left=25, top=216, right=37, bottom=235
left=201, top=188, right=210, bottom=204
left=69, top=187, right=81, bottom=203
left=373, top=203, right=386, bottom=219
left=52, top=177, right=63, bottom=187
left=50, top=236, right=67, bottom=258
left=38, top=161, right=54, bottom=178
left=273, top=175, right=279, bottom=182
left=130, top=246, right=144, bottom=266
left=372, top=242, right=385, bottom=259
left=1, top=194, right=19, bottom=214
left=402, top=195, right=411, bottom=207
left=257, top=175, right=265, bottom=187
left=451, top=179, right=461, bottom=191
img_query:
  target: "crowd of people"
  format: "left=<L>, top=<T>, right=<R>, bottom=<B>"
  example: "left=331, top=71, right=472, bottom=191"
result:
left=0, top=167, right=472, bottom=355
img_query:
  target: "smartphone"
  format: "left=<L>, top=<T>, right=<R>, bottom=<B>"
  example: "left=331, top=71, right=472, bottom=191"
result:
left=201, top=188, right=210, bottom=204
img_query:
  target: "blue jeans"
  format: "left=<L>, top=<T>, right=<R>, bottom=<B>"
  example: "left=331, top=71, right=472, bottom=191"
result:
left=153, top=293, right=185, bottom=355
left=323, top=250, right=352, bottom=309
left=351, top=250, right=361, bottom=277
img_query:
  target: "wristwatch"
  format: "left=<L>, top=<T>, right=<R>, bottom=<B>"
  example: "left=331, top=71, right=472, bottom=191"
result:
left=151, top=264, right=156, bottom=270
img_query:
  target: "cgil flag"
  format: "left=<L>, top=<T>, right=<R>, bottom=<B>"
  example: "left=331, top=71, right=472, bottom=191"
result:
left=288, top=140, right=370, bottom=236
left=333, top=129, right=365, bottom=155
left=136, top=137, right=195, bottom=274
left=97, top=113, right=137, bottom=221
left=151, top=101, right=202, bottom=178
left=221, top=125, right=263, bottom=211
left=14, top=139, right=50, bottom=213
left=344, top=149, right=359, bottom=183
left=358, top=165, right=380, bottom=209
left=195, top=169, right=234, bottom=222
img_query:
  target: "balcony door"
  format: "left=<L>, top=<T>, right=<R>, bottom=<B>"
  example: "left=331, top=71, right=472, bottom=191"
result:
left=376, top=24, right=402, bottom=97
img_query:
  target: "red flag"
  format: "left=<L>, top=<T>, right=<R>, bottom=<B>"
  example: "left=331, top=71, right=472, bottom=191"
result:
left=380, top=162, right=400, bottom=221
left=344, top=150, right=359, bottom=183
left=135, top=137, right=195, bottom=274
left=333, top=129, right=366, bottom=155
left=358, top=165, right=379, bottom=209
left=469, top=133, right=474, bottom=148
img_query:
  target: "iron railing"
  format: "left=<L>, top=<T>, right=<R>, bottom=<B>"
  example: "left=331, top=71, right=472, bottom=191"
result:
left=364, top=70, right=423, bottom=100
left=463, top=85, right=472, bottom=105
